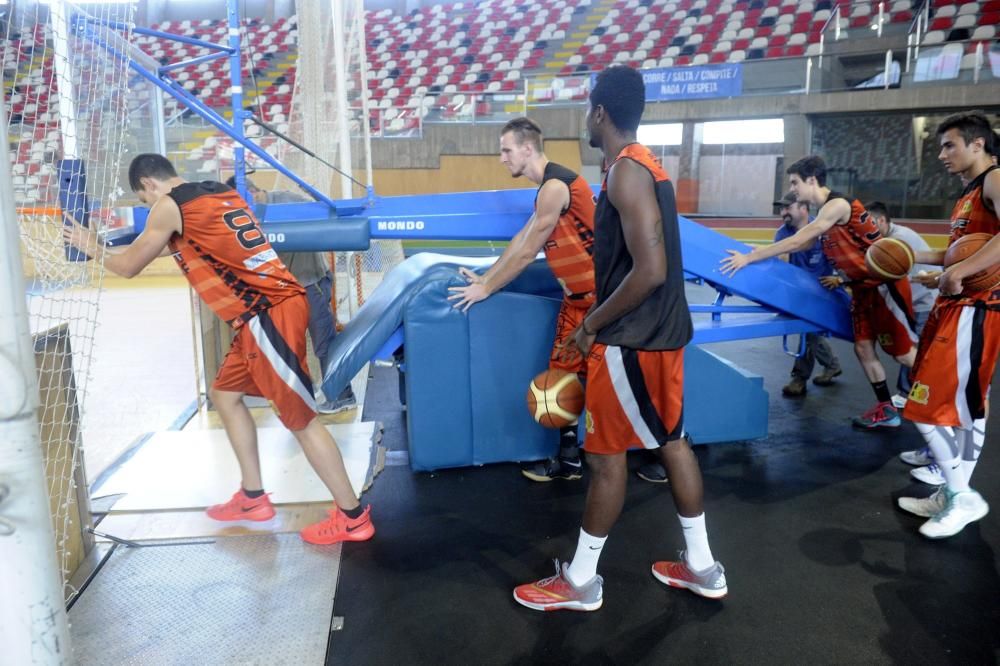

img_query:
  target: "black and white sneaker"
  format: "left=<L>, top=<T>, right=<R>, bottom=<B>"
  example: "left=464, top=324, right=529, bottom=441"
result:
left=521, top=456, right=583, bottom=482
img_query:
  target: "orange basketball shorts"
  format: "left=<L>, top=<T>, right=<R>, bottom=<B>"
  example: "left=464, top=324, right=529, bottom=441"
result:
left=549, top=300, right=589, bottom=377
left=903, top=301, right=1000, bottom=429
left=851, top=279, right=918, bottom=356
left=582, top=343, right=685, bottom=455
left=213, top=294, right=318, bottom=431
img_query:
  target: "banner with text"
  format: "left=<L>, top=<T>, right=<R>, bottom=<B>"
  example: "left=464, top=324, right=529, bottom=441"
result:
left=638, top=64, right=743, bottom=101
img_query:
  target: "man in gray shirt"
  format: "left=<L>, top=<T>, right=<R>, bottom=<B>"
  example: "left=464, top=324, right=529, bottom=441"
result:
left=866, top=201, right=942, bottom=483
left=866, top=202, right=939, bottom=401
left=226, top=176, right=356, bottom=413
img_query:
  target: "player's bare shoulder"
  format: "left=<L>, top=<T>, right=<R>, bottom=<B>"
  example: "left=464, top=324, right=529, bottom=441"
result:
left=983, top=166, right=1000, bottom=211
left=819, top=196, right=852, bottom=226
left=606, top=156, right=653, bottom=205
left=537, top=175, right=571, bottom=215
left=147, top=192, right=183, bottom=234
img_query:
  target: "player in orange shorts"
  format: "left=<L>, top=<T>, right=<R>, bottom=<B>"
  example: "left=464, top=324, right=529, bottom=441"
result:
left=448, top=117, right=596, bottom=482
left=63, top=154, right=373, bottom=545
left=513, top=67, right=726, bottom=612
left=722, top=155, right=918, bottom=429
left=895, top=112, right=1000, bottom=538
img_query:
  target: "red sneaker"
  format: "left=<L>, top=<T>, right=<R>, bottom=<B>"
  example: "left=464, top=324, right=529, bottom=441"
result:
left=513, top=560, right=603, bottom=612
left=651, top=553, right=728, bottom=599
left=205, top=489, right=276, bottom=522
left=851, top=401, right=901, bottom=429
left=300, top=505, right=375, bottom=545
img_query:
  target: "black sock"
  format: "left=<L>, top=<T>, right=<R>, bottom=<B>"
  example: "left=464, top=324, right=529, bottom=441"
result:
left=343, top=504, right=366, bottom=520
left=559, top=426, right=579, bottom=460
left=243, top=487, right=265, bottom=499
left=871, top=380, right=891, bottom=403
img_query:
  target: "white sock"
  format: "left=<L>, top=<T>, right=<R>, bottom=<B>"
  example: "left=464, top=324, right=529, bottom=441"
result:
left=566, top=528, right=606, bottom=586
left=960, top=418, right=986, bottom=484
left=679, top=513, right=715, bottom=571
left=916, top=422, right=969, bottom=493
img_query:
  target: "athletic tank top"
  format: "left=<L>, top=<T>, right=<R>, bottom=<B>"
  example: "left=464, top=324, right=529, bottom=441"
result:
left=537, top=162, right=597, bottom=306
left=593, top=144, right=693, bottom=350
left=820, top=191, right=882, bottom=286
left=167, top=181, right=304, bottom=328
left=946, top=165, right=1000, bottom=306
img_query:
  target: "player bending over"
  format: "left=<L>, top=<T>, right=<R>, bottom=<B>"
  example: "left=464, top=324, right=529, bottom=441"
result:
left=63, top=155, right=373, bottom=545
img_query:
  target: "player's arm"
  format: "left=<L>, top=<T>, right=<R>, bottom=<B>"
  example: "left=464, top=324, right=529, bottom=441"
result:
left=939, top=169, right=1000, bottom=295
left=62, top=196, right=181, bottom=278
left=720, top=199, right=847, bottom=275
left=913, top=249, right=947, bottom=266
left=576, top=159, right=664, bottom=348
left=448, top=180, right=566, bottom=311
left=896, top=228, right=944, bottom=286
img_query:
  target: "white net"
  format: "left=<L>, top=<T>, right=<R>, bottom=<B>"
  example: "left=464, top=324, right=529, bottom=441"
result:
left=3, top=1, right=135, bottom=596
left=291, top=0, right=402, bottom=321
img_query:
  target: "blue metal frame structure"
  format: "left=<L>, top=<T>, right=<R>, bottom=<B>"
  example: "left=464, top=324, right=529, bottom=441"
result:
left=73, top=3, right=369, bottom=213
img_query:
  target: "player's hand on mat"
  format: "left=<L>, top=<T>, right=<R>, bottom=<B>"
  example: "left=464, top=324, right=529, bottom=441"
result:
left=720, top=250, right=751, bottom=276
left=937, top=268, right=963, bottom=297
left=447, top=282, right=490, bottom=312
left=457, top=266, right=484, bottom=284
left=819, top=275, right=842, bottom=290
left=913, top=269, right=942, bottom=289
left=61, top=214, right=99, bottom=255
left=573, top=324, right=596, bottom=356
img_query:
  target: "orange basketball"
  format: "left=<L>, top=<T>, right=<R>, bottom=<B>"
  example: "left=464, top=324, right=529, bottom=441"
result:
left=944, top=232, right=1000, bottom=294
left=526, top=369, right=585, bottom=429
left=865, top=237, right=914, bottom=281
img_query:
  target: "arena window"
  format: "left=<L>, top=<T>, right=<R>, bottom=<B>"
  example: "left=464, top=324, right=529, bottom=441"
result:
left=702, top=118, right=785, bottom=144
left=637, top=123, right=683, bottom=146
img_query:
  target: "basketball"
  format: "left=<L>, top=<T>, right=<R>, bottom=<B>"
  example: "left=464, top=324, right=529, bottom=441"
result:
left=943, top=232, right=1000, bottom=294
left=526, top=369, right=584, bottom=429
left=865, top=237, right=914, bottom=281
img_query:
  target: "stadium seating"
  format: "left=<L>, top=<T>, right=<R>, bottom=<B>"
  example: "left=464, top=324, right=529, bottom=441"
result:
left=3, top=0, right=998, bottom=204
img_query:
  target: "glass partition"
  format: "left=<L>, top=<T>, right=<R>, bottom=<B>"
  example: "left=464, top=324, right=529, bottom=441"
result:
left=811, top=112, right=973, bottom=220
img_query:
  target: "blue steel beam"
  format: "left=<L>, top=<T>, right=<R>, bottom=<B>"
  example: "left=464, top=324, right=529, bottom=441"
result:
left=692, top=314, right=825, bottom=344
left=159, top=51, right=229, bottom=74
left=76, top=13, right=343, bottom=212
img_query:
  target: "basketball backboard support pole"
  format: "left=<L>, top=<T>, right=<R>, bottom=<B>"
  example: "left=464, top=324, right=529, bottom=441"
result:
left=331, top=0, right=354, bottom=200
left=0, top=88, right=74, bottom=666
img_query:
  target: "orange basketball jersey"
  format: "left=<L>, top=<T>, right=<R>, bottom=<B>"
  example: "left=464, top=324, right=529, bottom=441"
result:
left=820, top=193, right=883, bottom=284
left=167, top=181, right=304, bottom=328
left=537, top=162, right=597, bottom=306
left=946, top=164, right=999, bottom=305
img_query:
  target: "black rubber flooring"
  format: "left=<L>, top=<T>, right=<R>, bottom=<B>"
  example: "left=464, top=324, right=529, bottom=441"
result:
left=328, top=337, right=1000, bottom=665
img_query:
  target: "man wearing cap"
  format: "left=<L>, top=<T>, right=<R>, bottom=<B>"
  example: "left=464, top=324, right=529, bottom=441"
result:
left=772, top=191, right=842, bottom=396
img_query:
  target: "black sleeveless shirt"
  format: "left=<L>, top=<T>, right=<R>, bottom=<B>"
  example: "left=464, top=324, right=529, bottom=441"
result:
left=593, top=144, right=693, bottom=351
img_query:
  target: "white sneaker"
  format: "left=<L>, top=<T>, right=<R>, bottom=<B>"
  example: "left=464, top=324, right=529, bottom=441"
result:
left=899, top=447, right=933, bottom=466
left=919, top=489, right=989, bottom=539
left=898, top=487, right=947, bottom=518
left=891, top=393, right=908, bottom=409
left=910, top=463, right=945, bottom=486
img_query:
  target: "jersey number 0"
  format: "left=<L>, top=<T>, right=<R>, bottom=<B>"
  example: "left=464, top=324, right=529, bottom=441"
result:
left=223, top=209, right=267, bottom=250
